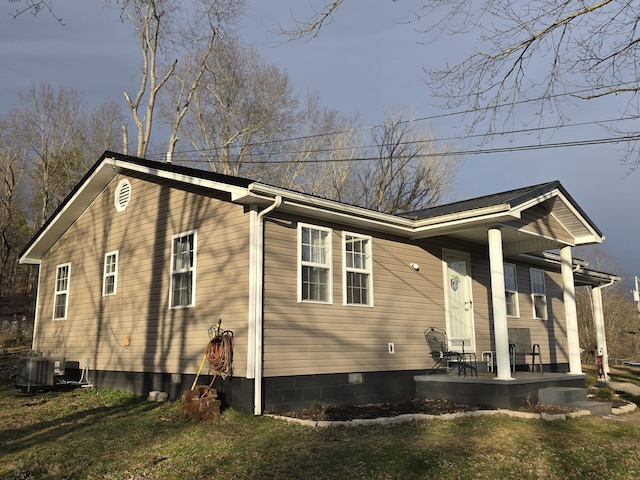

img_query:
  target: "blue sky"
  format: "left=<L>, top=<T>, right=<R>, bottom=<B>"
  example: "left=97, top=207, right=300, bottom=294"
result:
left=2, top=0, right=638, bottom=285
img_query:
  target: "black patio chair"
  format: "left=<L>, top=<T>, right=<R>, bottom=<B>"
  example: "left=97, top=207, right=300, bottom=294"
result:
left=425, top=327, right=464, bottom=375
left=508, top=327, right=543, bottom=373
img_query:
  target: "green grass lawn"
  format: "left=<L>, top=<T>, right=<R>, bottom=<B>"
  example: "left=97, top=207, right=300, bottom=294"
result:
left=1, top=382, right=639, bottom=480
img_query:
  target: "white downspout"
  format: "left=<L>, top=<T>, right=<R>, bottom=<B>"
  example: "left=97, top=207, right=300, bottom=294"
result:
left=31, top=265, right=43, bottom=352
left=252, top=196, right=282, bottom=415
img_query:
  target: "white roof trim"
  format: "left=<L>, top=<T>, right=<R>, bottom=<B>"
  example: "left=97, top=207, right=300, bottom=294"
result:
left=19, top=156, right=607, bottom=264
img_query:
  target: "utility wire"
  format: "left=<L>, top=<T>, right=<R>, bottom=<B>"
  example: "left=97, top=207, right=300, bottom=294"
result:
left=147, top=81, right=640, bottom=161
left=162, top=133, right=640, bottom=165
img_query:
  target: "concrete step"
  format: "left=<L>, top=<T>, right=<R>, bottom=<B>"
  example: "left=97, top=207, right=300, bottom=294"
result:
left=539, top=387, right=587, bottom=405
left=567, top=400, right=612, bottom=416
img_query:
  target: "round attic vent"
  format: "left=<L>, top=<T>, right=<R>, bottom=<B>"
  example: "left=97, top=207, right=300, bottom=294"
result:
left=115, top=179, right=131, bottom=212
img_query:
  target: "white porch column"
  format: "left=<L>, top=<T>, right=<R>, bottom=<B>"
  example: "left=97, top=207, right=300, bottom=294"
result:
left=560, top=246, right=582, bottom=374
left=488, top=228, right=513, bottom=380
left=592, top=286, right=611, bottom=380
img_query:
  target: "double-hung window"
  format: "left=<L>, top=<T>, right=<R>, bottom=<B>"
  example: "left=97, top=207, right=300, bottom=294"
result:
left=343, top=233, right=372, bottom=306
left=299, top=224, right=332, bottom=303
left=53, top=263, right=71, bottom=319
left=170, top=231, right=196, bottom=308
left=530, top=268, right=547, bottom=319
left=504, top=263, right=519, bottom=317
left=103, top=251, right=119, bottom=296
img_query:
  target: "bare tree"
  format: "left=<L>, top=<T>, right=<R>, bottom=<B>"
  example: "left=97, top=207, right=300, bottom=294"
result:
left=8, top=0, right=64, bottom=23
left=0, top=120, right=30, bottom=295
left=574, top=246, right=639, bottom=365
left=272, top=92, right=360, bottom=196
left=10, top=84, right=87, bottom=227
left=278, top=104, right=456, bottom=214
left=111, top=0, right=243, bottom=159
left=86, top=100, right=127, bottom=164
left=353, top=108, right=456, bottom=213
left=284, top=1, right=640, bottom=165
left=174, top=37, right=298, bottom=176
left=0, top=83, right=126, bottom=294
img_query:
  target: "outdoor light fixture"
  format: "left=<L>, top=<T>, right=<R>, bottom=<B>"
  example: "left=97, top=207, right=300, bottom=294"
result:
left=410, top=263, right=420, bottom=271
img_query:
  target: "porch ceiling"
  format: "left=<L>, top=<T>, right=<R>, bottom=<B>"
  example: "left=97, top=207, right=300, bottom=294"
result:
left=446, top=225, right=567, bottom=255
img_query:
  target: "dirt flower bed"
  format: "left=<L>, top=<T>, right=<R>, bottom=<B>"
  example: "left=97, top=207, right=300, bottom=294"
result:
left=269, top=397, right=619, bottom=421
left=272, top=398, right=483, bottom=421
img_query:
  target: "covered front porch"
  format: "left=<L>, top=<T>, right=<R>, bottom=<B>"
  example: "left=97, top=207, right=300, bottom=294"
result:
left=414, top=371, right=586, bottom=410
left=409, top=182, right=620, bottom=383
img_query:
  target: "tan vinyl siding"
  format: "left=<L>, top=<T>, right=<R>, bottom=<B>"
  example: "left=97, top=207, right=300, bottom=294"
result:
left=503, top=262, right=568, bottom=365
left=262, top=213, right=571, bottom=376
left=517, top=205, right=574, bottom=244
left=263, top=216, right=451, bottom=377
left=34, top=174, right=250, bottom=375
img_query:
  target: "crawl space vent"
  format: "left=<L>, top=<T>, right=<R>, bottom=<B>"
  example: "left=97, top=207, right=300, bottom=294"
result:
left=115, top=179, right=131, bottom=212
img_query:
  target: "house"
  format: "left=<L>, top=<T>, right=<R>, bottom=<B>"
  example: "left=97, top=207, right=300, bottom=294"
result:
left=19, top=151, right=618, bottom=414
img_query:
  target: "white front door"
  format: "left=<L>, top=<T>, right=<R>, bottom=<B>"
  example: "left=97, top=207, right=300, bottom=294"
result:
left=443, top=250, right=475, bottom=352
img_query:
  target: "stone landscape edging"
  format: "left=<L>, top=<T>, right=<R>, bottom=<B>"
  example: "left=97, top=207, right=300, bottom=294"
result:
left=267, top=402, right=636, bottom=428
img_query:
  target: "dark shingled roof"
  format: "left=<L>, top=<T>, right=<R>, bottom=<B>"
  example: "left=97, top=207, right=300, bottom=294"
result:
left=401, top=181, right=563, bottom=220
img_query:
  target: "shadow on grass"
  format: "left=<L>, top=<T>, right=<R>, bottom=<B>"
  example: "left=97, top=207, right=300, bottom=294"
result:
left=0, top=388, right=165, bottom=456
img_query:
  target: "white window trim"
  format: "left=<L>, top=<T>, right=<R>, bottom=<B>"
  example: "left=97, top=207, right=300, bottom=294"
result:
left=103, top=250, right=119, bottom=296
left=504, top=262, right=519, bottom=317
left=53, top=262, right=71, bottom=320
left=298, top=223, right=333, bottom=304
left=342, top=231, right=373, bottom=307
left=169, top=230, right=197, bottom=309
left=530, top=268, right=548, bottom=320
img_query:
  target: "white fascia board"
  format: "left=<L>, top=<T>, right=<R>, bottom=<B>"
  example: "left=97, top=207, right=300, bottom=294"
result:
left=553, top=191, right=605, bottom=243
left=109, top=158, right=250, bottom=200
left=245, top=183, right=519, bottom=239
left=19, top=161, right=120, bottom=264
left=245, top=183, right=415, bottom=230
left=278, top=199, right=416, bottom=235
left=411, top=204, right=514, bottom=238
left=21, top=157, right=252, bottom=264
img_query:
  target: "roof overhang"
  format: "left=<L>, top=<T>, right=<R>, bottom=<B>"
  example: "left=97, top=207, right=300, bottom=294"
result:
left=240, top=183, right=604, bottom=253
left=19, top=153, right=607, bottom=267
left=20, top=154, right=252, bottom=264
left=517, top=252, right=620, bottom=287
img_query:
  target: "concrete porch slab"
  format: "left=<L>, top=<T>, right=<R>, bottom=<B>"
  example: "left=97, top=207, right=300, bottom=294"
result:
left=414, top=372, right=587, bottom=410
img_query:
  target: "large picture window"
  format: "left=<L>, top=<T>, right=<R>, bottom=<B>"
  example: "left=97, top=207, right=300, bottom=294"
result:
left=299, top=224, right=332, bottom=303
left=343, top=233, right=372, bottom=306
left=103, top=251, right=119, bottom=296
left=504, top=263, right=519, bottom=317
left=170, top=231, right=196, bottom=308
left=53, top=263, right=71, bottom=319
left=530, top=268, right=548, bottom=320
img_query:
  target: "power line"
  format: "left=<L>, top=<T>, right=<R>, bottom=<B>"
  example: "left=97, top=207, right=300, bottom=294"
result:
left=147, top=81, right=640, bottom=161
left=149, top=114, right=637, bottom=162
left=162, top=132, right=640, bottom=165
